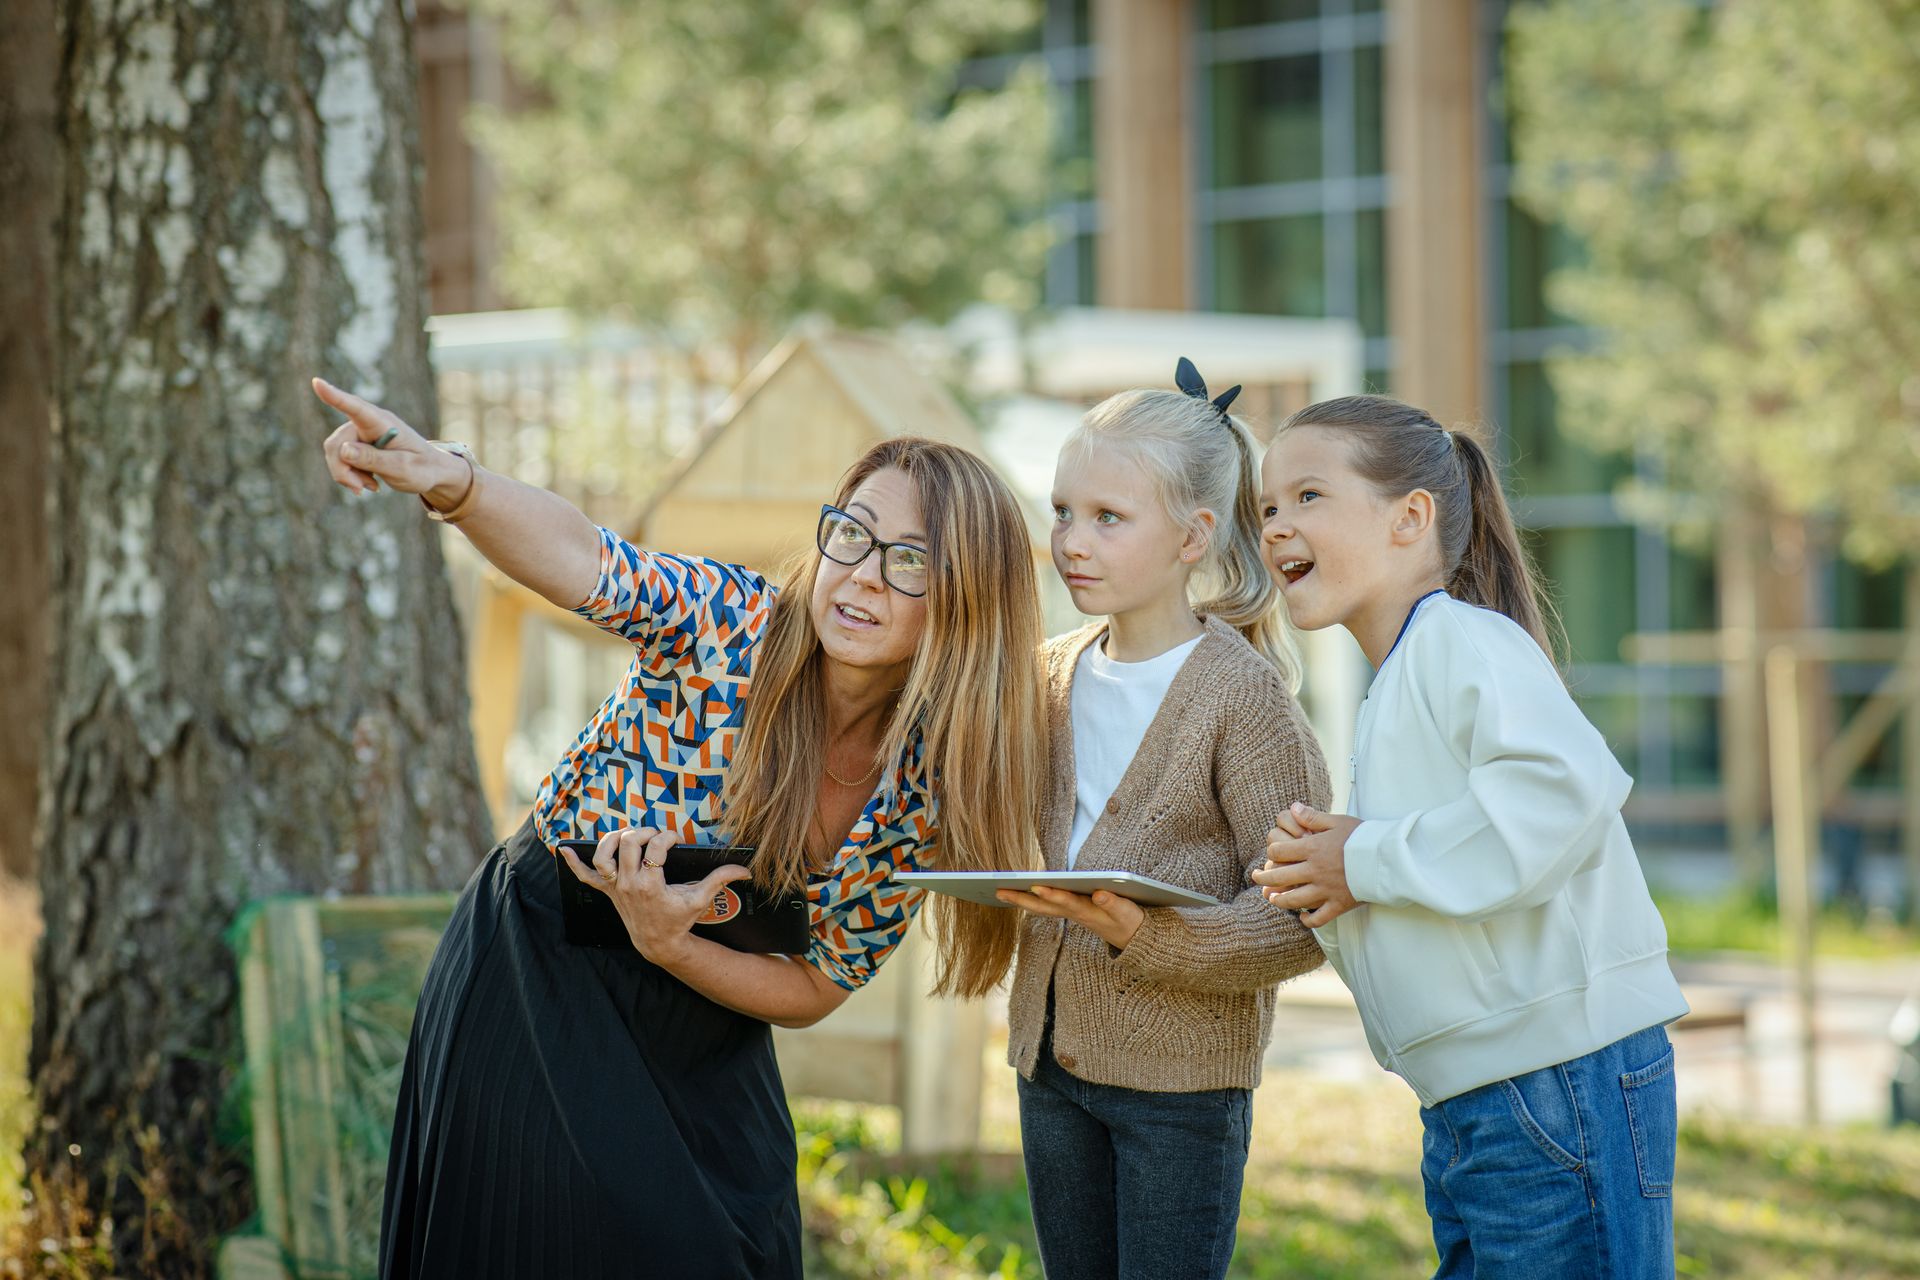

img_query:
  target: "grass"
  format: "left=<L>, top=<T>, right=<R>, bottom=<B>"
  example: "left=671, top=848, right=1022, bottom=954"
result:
left=5, top=876, right=1920, bottom=1278
left=1654, top=886, right=1920, bottom=959
left=796, top=1101, right=1036, bottom=1279
left=0, top=880, right=35, bottom=1231
left=799, top=1069, right=1920, bottom=1280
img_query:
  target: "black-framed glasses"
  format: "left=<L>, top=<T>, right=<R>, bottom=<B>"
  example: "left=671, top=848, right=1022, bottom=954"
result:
left=816, top=505, right=930, bottom=598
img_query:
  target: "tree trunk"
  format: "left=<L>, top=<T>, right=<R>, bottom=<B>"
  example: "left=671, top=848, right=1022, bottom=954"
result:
left=1718, top=500, right=1767, bottom=889
left=0, top=0, right=57, bottom=881
left=32, top=2, right=489, bottom=1273
left=1719, top=499, right=1834, bottom=896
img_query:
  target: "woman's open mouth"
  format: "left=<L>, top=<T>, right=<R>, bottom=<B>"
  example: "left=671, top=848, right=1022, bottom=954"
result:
left=834, top=602, right=881, bottom=628
left=1278, top=559, right=1314, bottom=586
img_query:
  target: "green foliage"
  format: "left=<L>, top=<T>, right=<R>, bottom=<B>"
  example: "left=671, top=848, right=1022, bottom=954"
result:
left=467, top=0, right=1054, bottom=362
left=1507, top=0, right=1920, bottom=562
left=0, top=883, right=29, bottom=1231
left=801, top=1079, right=1920, bottom=1280
left=795, top=1102, right=1036, bottom=1279
left=1674, top=1111, right=1920, bottom=1277
left=1654, top=887, right=1920, bottom=959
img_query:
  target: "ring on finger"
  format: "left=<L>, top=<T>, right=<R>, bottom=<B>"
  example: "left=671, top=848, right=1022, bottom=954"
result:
left=373, top=426, right=400, bottom=449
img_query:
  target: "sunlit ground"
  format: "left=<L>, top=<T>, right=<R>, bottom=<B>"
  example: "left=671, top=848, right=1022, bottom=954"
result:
left=801, top=1032, right=1920, bottom=1280
left=4, top=879, right=1919, bottom=1278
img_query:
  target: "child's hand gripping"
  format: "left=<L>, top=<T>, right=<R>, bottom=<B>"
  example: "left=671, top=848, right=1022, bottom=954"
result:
left=1253, top=802, right=1361, bottom=928
left=996, top=885, right=1146, bottom=951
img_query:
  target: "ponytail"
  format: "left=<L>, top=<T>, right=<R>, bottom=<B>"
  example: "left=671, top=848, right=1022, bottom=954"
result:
left=1447, top=431, right=1556, bottom=656
left=1277, top=395, right=1561, bottom=663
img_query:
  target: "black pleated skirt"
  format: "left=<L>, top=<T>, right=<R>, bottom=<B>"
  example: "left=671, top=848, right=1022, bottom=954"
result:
left=379, top=819, right=802, bottom=1280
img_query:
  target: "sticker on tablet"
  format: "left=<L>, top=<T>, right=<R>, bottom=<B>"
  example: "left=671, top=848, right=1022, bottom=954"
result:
left=698, top=887, right=742, bottom=926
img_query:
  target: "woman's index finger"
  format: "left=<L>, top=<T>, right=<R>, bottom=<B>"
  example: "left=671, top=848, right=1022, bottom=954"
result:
left=310, top=377, right=390, bottom=439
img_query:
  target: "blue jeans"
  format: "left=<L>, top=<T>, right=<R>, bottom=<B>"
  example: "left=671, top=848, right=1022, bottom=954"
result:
left=1420, top=1024, right=1678, bottom=1280
left=1016, top=1031, right=1253, bottom=1280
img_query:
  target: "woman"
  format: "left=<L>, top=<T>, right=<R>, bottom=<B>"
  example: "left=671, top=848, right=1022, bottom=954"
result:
left=314, top=377, right=1047, bottom=1280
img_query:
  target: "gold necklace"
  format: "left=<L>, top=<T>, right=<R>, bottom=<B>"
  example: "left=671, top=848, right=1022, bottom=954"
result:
left=824, top=754, right=880, bottom=787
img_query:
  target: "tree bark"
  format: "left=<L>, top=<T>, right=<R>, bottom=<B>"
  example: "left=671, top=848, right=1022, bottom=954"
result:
left=0, top=0, right=58, bottom=881
left=32, top=2, right=489, bottom=1273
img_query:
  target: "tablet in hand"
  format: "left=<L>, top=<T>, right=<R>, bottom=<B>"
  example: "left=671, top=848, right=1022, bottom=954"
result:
left=894, top=870, right=1216, bottom=909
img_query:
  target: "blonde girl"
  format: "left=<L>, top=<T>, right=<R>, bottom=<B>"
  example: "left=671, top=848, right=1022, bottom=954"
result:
left=997, top=359, right=1330, bottom=1280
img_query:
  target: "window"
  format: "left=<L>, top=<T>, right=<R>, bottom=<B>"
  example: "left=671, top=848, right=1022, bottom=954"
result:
left=1833, top=559, right=1906, bottom=630
left=1062, top=77, right=1096, bottom=201
left=1210, top=55, right=1324, bottom=188
left=1353, top=43, right=1385, bottom=177
left=1570, top=693, right=1641, bottom=776
left=1355, top=206, right=1387, bottom=337
left=1666, top=696, right=1722, bottom=787
left=1213, top=214, right=1327, bottom=316
left=1503, top=200, right=1583, bottom=331
left=1530, top=525, right=1638, bottom=666
left=1667, top=541, right=1717, bottom=634
left=1196, top=5, right=1387, bottom=348
left=1502, top=361, right=1631, bottom=497
left=1204, top=0, right=1324, bottom=27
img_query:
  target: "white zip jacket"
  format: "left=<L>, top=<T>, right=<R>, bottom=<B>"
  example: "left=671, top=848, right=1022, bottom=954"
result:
left=1314, top=592, right=1688, bottom=1107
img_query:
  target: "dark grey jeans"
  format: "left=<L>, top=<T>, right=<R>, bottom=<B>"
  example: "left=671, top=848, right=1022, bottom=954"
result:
left=1016, top=1028, right=1254, bottom=1280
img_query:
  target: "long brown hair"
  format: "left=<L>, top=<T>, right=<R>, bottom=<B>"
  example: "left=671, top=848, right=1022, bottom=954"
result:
left=722, top=437, right=1047, bottom=997
left=1068, top=389, right=1301, bottom=685
left=1278, top=395, right=1561, bottom=658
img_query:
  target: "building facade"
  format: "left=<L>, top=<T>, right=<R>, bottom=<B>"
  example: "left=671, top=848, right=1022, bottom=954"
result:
left=412, top=0, right=1910, bottom=841
left=989, top=0, right=1908, bottom=837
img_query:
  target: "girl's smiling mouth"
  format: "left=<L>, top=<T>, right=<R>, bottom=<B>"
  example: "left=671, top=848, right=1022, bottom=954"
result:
left=1278, top=559, right=1315, bottom=586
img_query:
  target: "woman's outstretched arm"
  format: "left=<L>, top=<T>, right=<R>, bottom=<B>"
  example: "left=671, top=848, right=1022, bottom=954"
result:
left=314, top=377, right=602, bottom=609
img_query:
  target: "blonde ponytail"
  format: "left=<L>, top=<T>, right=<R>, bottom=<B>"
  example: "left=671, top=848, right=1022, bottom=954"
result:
left=1202, top=415, right=1301, bottom=686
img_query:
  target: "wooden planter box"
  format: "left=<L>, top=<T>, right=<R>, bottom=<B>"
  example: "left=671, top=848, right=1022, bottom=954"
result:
left=218, top=891, right=987, bottom=1278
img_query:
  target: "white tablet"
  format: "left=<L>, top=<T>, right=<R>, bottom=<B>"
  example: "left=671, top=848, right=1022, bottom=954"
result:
left=894, top=870, right=1218, bottom=909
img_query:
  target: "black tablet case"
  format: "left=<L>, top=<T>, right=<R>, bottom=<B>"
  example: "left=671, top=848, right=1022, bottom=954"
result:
left=553, top=841, right=811, bottom=955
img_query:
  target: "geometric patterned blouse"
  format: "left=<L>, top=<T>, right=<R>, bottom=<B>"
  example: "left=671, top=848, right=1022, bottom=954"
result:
left=531, top=526, right=937, bottom=991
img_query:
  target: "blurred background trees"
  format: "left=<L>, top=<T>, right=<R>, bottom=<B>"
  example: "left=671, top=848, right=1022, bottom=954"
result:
left=465, top=0, right=1055, bottom=376
left=1509, top=0, right=1920, bottom=564
left=1509, top=0, right=1920, bottom=891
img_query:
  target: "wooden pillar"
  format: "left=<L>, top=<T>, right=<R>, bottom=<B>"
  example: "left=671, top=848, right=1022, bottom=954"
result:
left=1765, top=648, right=1820, bottom=1125
left=1386, top=0, right=1485, bottom=425
left=466, top=14, right=505, bottom=311
left=1092, top=0, right=1193, bottom=310
left=414, top=3, right=508, bottom=314
left=896, top=929, right=988, bottom=1154
left=468, top=578, right=527, bottom=835
left=1719, top=502, right=1768, bottom=889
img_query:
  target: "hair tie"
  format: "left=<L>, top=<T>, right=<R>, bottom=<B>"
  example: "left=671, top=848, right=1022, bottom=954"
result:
left=1174, top=356, right=1241, bottom=424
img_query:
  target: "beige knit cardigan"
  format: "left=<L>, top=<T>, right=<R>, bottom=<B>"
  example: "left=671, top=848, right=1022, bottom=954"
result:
left=1004, top=615, right=1331, bottom=1093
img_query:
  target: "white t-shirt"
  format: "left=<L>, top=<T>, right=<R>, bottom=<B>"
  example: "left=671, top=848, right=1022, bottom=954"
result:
left=1064, top=632, right=1205, bottom=866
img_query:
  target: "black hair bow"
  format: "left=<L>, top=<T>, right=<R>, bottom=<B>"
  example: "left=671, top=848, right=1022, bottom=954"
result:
left=1174, top=356, right=1241, bottom=422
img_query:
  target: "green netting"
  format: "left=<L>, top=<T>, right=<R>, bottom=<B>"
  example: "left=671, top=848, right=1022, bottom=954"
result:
left=224, top=896, right=456, bottom=1280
